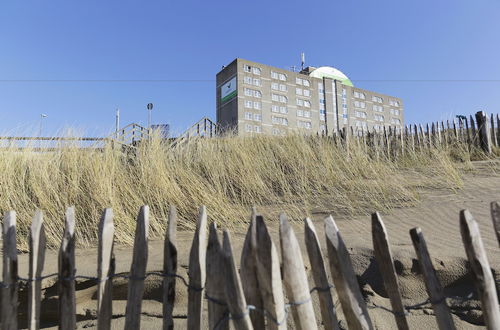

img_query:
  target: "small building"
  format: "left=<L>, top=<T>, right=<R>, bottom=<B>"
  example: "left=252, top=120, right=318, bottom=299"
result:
left=216, top=58, right=403, bottom=136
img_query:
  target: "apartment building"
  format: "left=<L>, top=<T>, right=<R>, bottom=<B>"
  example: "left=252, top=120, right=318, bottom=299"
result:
left=216, top=58, right=403, bottom=136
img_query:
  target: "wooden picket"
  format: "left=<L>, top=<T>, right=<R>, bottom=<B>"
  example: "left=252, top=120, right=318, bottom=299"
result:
left=1, top=201, right=499, bottom=329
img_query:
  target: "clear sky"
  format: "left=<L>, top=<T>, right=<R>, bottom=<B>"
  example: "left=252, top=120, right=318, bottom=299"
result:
left=1, top=1, right=499, bottom=136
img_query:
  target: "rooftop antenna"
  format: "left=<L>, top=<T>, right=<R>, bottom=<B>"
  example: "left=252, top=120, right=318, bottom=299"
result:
left=301, top=52, right=305, bottom=70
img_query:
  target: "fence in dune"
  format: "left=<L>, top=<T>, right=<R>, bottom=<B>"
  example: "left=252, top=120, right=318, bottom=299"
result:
left=1, top=202, right=500, bottom=330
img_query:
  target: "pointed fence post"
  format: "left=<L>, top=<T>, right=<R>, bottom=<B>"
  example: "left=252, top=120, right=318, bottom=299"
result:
left=460, top=210, right=500, bottom=329
left=304, top=218, right=340, bottom=330
left=222, top=231, right=254, bottom=330
left=324, top=216, right=373, bottom=330
left=240, top=208, right=265, bottom=328
left=465, top=117, right=471, bottom=149
left=279, top=214, right=317, bottom=329
left=124, top=206, right=149, bottom=330
left=2, top=211, right=18, bottom=330
left=163, top=205, right=178, bottom=330
left=59, top=207, right=76, bottom=330
left=254, top=215, right=286, bottom=330
left=187, top=206, right=208, bottom=330
left=28, top=210, right=45, bottom=330
left=409, top=228, right=455, bottom=330
left=475, top=111, right=492, bottom=154
left=371, top=213, right=409, bottom=330
left=97, top=208, right=115, bottom=330
left=491, top=202, right=500, bottom=247
left=206, top=223, right=228, bottom=330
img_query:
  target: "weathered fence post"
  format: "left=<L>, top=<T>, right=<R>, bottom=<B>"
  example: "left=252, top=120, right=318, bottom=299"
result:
left=304, top=218, right=340, bottom=330
left=496, top=114, right=500, bottom=146
left=409, top=228, right=455, bottom=330
left=163, top=205, right=178, bottom=330
left=240, top=208, right=265, bottom=328
left=187, top=206, right=208, bottom=330
left=371, top=213, right=409, bottom=330
left=97, top=208, right=115, bottom=330
left=475, top=111, right=492, bottom=154
left=459, top=210, right=500, bottom=329
left=206, top=223, right=228, bottom=330
left=324, top=216, right=373, bottom=330
left=59, top=207, right=76, bottom=330
left=124, top=205, right=149, bottom=330
left=255, top=215, right=286, bottom=329
left=28, top=210, right=45, bottom=330
left=491, top=202, right=500, bottom=247
left=2, top=211, right=18, bottom=330
left=279, top=214, right=317, bottom=329
left=222, top=230, right=254, bottom=330
left=490, top=114, right=497, bottom=148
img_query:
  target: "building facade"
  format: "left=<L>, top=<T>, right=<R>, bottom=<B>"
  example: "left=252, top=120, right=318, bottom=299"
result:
left=216, top=58, right=403, bottom=136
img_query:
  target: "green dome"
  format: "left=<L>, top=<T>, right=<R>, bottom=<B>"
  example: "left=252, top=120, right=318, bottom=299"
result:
left=309, top=66, right=354, bottom=87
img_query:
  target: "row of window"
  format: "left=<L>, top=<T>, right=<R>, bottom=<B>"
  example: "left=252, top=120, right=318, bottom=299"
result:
left=243, top=76, right=261, bottom=87
left=374, top=114, right=385, bottom=122
left=373, top=105, right=384, bottom=112
left=297, top=121, right=312, bottom=129
left=296, top=88, right=311, bottom=97
left=244, top=88, right=262, bottom=98
left=390, top=118, right=401, bottom=125
left=355, top=111, right=367, bottom=119
left=372, top=96, right=383, bottom=103
left=297, top=110, right=311, bottom=118
left=354, top=101, right=366, bottom=109
left=272, top=116, right=289, bottom=126
left=244, top=100, right=261, bottom=110
left=243, top=65, right=262, bottom=75
left=245, top=124, right=262, bottom=133
left=271, top=94, right=288, bottom=103
left=244, top=112, right=262, bottom=122
left=353, top=91, right=366, bottom=99
left=295, top=77, right=310, bottom=87
left=390, top=109, right=400, bottom=116
left=271, top=71, right=287, bottom=81
left=389, top=99, right=400, bottom=107
left=271, top=105, right=289, bottom=114
left=271, top=82, right=288, bottom=92
left=296, top=99, right=311, bottom=108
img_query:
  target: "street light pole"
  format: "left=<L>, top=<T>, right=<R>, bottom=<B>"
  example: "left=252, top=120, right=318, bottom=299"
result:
left=39, top=114, right=47, bottom=137
left=147, top=103, right=153, bottom=134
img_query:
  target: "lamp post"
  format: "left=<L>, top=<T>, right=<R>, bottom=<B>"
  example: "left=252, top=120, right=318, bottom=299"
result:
left=147, top=103, right=153, bottom=129
left=39, top=113, right=47, bottom=137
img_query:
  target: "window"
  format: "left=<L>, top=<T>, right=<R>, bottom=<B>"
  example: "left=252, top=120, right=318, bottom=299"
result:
left=253, top=78, right=261, bottom=86
left=245, top=100, right=253, bottom=108
left=304, top=110, right=311, bottom=118
left=245, top=124, right=252, bottom=132
left=279, top=73, right=287, bottom=81
left=254, top=125, right=262, bottom=133
left=253, top=90, right=262, bottom=98
left=389, top=99, right=400, bottom=107
left=374, top=114, right=385, bottom=122
left=272, top=94, right=279, bottom=101
left=355, top=120, right=367, bottom=129
left=303, top=89, right=310, bottom=97
left=353, top=91, right=366, bottom=99
left=342, top=88, right=346, bottom=96
left=296, top=77, right=303, bottom=85
left=252, top=67, right=261, bottom=75
left=272, top=128, right=282, bottom=135
left=296, top=99, right=304, bottom=106
left=355, top=111, right=367, bottom=119
left=319, top=103, right=325, bottom=110
left=244, top=76, right=252, bottom=84
left=271, top=105, right=279, bottom=113
left=243, top=65, right=251, bottom=73
left=254, top=114, right=262, bottom=121
left=303, top=80, right=310, bottom=87
left=296, top=88, right=303, bottom=95
left=279, top=106, right=288, bottom=114
left=253, top=102, right=261, bottom=110
left=320, top=124, right=326, bottom=132
left=272, top=116, right=288, bottom=126
left=320, top=114, right=325, bottom=121
left=391, top=118, right=401, bottom=125
left=304, top=100, right=311, bottom=108
left=354, top=101, right=366, bottom=109
left=320, top=99, right=325, bottom=104
left=390, top=109, right=400, bottom=116
left=318, top=82, right=324, bottom=89
left=373, top=105, right=384, bottom=112
left=279, top=84, right=287, bottom=92
left=271, top=82, right=279, bottom=90
left=245, top=112, right=252, bottom=120
left=279, top=95, right=287, bottom=103
left=271, top=71, right=278, bottom=79
left=297, top=120, right=312, bottom=129
left=372, top=96, right=383, bottom=103
left=244, top=88, right=252, bottom=96
left=297, top=109, right=304, bottom=117
left=390, top=109, right=394, bottom=115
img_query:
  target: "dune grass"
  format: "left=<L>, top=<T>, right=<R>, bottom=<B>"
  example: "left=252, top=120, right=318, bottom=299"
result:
left=0, top=133, right=470, bottom=249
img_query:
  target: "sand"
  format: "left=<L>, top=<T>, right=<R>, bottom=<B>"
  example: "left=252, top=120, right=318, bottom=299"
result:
left=4, top=160, right=500, bottom=329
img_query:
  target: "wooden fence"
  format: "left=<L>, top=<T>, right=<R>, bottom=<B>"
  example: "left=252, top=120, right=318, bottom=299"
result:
left=334, top=111, right=500, bottom=157
left=1, top=203, right=499, bottom=329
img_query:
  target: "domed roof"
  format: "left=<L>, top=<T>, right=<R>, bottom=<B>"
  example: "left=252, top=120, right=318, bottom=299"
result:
left=309, top=66, right=354, bottom=87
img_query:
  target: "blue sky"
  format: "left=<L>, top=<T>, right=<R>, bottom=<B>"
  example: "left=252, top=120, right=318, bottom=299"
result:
left=1, top=1, right=499, bottom=136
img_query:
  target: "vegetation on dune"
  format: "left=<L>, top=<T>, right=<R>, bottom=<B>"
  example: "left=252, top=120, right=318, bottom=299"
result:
left=0, top=133, right=470, bottom=249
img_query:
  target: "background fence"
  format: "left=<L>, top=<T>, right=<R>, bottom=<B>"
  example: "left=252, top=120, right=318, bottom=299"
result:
left=1, top=202, right=499, bottom=329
